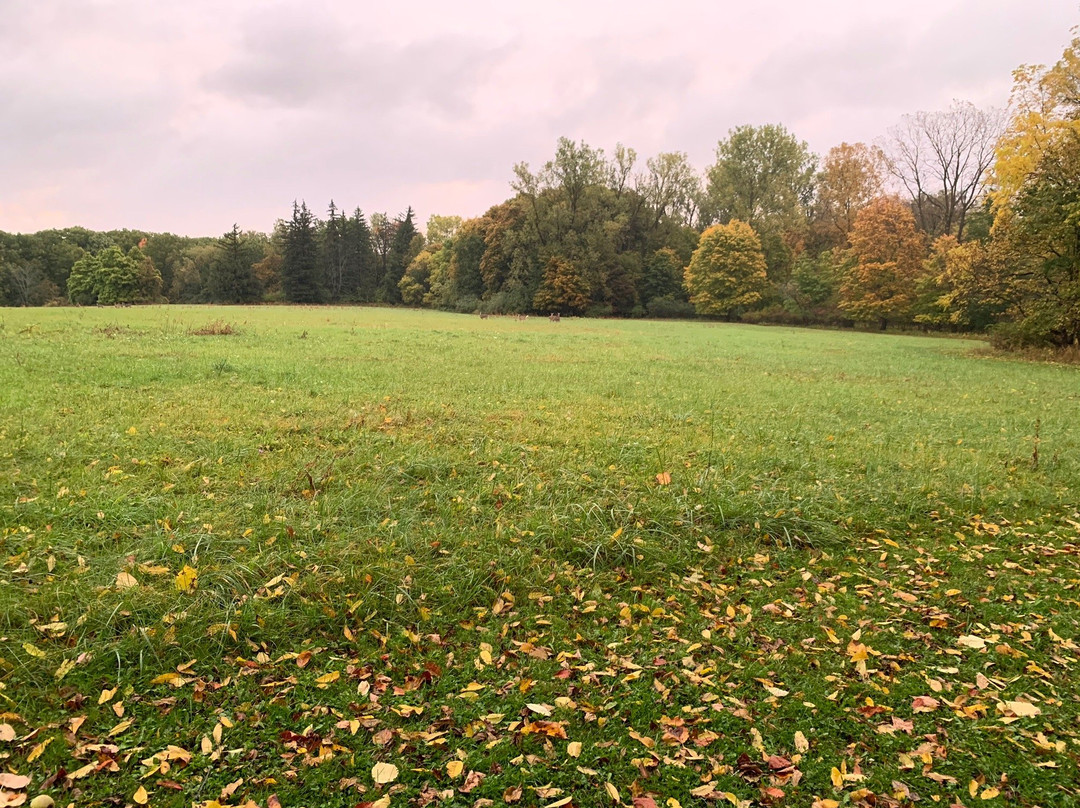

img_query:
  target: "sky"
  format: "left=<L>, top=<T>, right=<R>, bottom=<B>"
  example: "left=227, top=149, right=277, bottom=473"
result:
left=1, top=0, right=1076, bottom=237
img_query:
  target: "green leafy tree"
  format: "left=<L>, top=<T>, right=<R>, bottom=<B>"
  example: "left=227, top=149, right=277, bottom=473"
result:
left=683, top=220, right=770, bottom=318
left=66, top=246, right=161, bottom=305
left=705, top=124, right=816, bottom=283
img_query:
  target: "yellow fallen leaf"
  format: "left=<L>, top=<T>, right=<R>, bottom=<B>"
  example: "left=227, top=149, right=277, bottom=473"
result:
left=794, top=730, right=809, bottom=753
left=98, top=687, right=117, bottom=704
left=526, top=703, right=553, bottom=716
left=133, top=785, right=149, bottom=805
left=1004, top=700, right=1040, bottom=717
left=108, top=719, right=133, bottom=737
left=981, top=787, right=1000, bottom=800
left=150, top=672, right=189, bottom=688
left=447, top=760, right=464, bottom=779
left=26, top=737, right=52, bottom=762
left=831, top=767, right=844, bottom=788
left=316, top=671, right=340, bottom=687
left=567, top=741, right=582, bottom=758
left=605, top=782, right=620, bottom=803
left=175, top=565, right=198, bottom=593
left=22, top=643, right=46, bottom=659
left=115, top=571, right=138, bottom=589
left=0, top=725, right=15, bottom=742
left=371, top=762, right=399, bottom=785
left=958, top=634, right=986, bottom=650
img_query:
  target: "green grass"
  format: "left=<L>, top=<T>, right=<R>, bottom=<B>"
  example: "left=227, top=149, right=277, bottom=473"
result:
left=1, top=306, right=1078, bottom=807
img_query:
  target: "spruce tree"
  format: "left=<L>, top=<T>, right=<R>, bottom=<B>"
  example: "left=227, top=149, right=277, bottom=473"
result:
left=383, top=207, right=419, bottom=303
left=208, top=224, right=260, bottom=303
left=347, top=209, right=375, bottom=302
left=282, top=201, right=322, bottom=303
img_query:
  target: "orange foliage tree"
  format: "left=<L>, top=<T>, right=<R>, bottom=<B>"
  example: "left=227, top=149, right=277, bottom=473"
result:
left=839, top=197, right=927, bottom=329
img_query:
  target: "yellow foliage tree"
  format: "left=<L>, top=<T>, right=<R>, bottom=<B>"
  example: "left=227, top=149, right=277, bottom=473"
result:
left=683, top=220, right=770, bottom=318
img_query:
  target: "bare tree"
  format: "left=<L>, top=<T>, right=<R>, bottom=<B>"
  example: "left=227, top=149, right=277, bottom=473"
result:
left=886, top=100, right=1006, bottom=241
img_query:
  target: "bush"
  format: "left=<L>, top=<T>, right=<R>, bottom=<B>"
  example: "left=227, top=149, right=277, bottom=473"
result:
left=989, top=317, right=1058, bottom=350
left=645, top=296, right=697, bottom=319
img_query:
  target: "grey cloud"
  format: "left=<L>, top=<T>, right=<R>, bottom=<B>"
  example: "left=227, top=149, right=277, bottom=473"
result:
left=205, top=10, right=511, bottom=120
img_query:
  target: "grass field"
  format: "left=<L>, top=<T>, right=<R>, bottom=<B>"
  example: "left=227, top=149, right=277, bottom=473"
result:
left=1, top=306, right=1078, bottom=808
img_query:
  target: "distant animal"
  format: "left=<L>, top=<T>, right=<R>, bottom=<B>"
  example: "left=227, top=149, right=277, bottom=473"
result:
left=549, top=312, right=561, bottom=322
left=479, top=312, right=489, bottom=319
left=515, top=314, right=528, bottom=321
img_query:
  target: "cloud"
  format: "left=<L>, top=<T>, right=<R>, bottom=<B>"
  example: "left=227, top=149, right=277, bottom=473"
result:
left=205, top=8, right=511, bottom=120
left=0, top=0, right=1076, bottom=235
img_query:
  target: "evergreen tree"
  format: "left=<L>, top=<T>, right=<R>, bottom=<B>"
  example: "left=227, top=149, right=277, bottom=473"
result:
left=208, top=225, right=261, bottom=303
left=346, top=209, right=376, bottom=302
left=322, top=202, right=348, bottom=302
left=382, top=207, right=420, bottom=303
left=282, top=201, right=322, bottom=303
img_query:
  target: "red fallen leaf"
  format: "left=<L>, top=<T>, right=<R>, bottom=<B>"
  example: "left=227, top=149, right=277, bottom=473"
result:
left=768, top=755, right=794, bottom=772
left=857, top=703, right=889, bottom=717
left=159, top=780, right=184, bottom=791
left=554, top=669, right=573, bottom=679
left=655, top=471, right=672, bottom=486
left=633, top=798, right=659, bottom=808
left=912, top=695, right=940, bottom=713
left=762, top=786, right=785, bottom=802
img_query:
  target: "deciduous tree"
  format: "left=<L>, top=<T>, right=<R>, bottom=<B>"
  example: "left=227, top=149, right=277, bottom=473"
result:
left=839, top=197, right=927, bottom=328
left=683, top=220, right=770, bottom=318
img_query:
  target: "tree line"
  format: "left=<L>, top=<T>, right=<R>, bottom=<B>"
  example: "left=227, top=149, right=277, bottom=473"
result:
left=2, top=35, right=1079, bottom=349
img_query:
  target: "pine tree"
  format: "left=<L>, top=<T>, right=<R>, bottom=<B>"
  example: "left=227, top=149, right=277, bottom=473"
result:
left=282, top=201, right=322, bottom=303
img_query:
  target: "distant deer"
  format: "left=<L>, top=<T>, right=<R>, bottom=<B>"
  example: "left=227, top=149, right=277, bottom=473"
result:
left=549, top=312, right=561, bottom=322
left=479, top=312, right=489, bottom=319
left=515, top=314, right=528, bottom=321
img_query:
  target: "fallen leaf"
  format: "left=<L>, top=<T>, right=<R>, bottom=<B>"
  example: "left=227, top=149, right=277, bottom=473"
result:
left=461, top=770, right=485, bottom=793
left=981, top=787, right=1001, bottom=800
left=605, top=783, right=620, bottom=803
left=0, top=775, right=30, bottom=790
left=1004, top=700, right=1041, bottom=717
left=912, top=695, right=940, bottom=713
left=115, top=571, right=138, bottom=589
left=957, top=635, right=986, bottom=650
left=526, top=703, right=553, bottom=716
left=656, top=471, right=672, bottom=485
left=503, top=786, right=523, bottom=803
left=794, top=731, right=809, bottom=753
left=133, top=786, right=149, bottom=805
left=446, top=760, right=464, bottom=779
left=371, top=762, right=399, bottom=785
left=175, top=565, right=198, bottom=593
left=567, top=741, right=582, bottom=758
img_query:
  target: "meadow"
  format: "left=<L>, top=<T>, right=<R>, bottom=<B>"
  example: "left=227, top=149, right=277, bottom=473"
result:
left=0, top=306, right=1078, bottom=808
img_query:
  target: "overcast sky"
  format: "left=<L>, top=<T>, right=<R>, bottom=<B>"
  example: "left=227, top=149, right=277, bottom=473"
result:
left=1, top=1, right=1076, bottom=237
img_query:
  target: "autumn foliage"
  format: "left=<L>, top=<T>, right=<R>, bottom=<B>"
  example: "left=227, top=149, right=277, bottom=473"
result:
left=839, top=197, right=927, bottom=328
left=683, top=220, right=770, bottom=318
